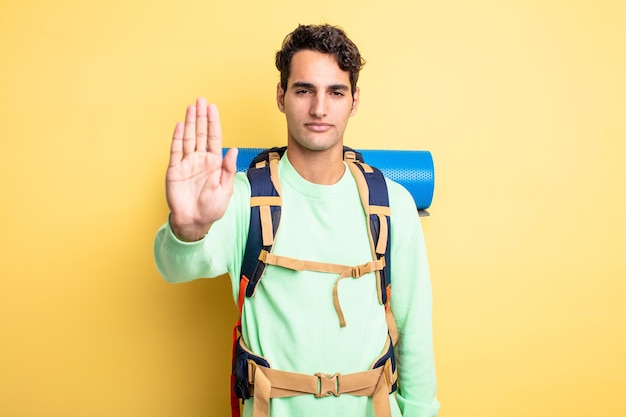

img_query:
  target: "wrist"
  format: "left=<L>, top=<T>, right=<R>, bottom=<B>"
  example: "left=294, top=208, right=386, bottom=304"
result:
left=168, top=214, right=211, bottom=242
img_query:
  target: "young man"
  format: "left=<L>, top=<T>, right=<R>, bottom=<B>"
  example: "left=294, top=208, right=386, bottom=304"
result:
left=154, top=24, right=439, bottom=417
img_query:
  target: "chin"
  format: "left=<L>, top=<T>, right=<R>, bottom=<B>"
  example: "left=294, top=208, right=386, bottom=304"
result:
left=291, top=137, right=341, bottom=152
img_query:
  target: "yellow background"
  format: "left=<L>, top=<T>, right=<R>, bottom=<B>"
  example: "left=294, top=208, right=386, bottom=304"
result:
left=1, top=0, right=625, bottom=416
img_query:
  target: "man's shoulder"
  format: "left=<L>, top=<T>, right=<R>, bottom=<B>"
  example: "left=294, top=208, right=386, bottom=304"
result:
left=229, top=172, right=252, bottom=207
left=384, top=177, right=414, bottom=202
left=234, top=171, right=252, bottom=188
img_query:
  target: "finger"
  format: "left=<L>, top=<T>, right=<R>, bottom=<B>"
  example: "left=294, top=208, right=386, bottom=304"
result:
left=221, top=147, right=239, bottom=188
left=182, top=104, right=196, bottom=156
left=195, top=97, right=208, bottom=152
left=206, top=103, right=223, bottom=156
left=169, top=121, right=184, bottom=167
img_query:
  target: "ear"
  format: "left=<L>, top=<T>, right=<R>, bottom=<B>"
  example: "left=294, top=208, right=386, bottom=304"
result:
left=276, top=83, right=285, bottom=113
left=350, top=87, right=360, bottom=117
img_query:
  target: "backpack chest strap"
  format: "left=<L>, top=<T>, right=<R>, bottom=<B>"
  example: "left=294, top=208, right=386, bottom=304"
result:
left=260, top=250, right=385, bottom=327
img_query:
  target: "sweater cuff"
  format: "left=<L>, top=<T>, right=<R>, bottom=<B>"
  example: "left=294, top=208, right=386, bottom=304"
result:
left=161, top=218, right=208, bottom=256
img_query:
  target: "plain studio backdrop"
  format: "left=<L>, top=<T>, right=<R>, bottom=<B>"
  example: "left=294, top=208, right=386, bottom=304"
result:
left=1, top=1, right=625, bottom=416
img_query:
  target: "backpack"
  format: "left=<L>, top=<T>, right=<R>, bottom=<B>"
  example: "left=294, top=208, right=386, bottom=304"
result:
left=230, top=146, right=399, bottom=417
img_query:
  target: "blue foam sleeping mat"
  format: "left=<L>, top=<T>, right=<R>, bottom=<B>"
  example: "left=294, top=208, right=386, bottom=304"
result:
left=226, top=148, right=435, bottom=216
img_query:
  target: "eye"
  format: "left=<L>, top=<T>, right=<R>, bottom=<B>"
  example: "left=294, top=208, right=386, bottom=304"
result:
left=330, top=90, right=346, bottom=97
left=296, top=89, right=312, bottom=95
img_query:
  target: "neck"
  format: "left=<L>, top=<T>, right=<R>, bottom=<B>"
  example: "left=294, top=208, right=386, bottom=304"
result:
left=286, top=144, right=345, bottom=185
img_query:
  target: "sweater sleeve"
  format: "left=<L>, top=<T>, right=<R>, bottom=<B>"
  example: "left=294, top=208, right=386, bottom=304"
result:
left=153, top=173, right=251, bottom=287
left=387, top=181, right=440, bottom=417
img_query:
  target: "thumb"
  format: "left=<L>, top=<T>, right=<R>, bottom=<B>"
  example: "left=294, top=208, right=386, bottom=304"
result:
left=221, top=147, right=239, bottom=187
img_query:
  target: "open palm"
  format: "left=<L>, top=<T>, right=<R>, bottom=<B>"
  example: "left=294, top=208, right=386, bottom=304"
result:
left=166, top=98, right=238, bottom=241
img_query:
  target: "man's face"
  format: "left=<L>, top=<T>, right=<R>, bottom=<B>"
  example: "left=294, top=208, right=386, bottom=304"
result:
left=277, top=50, right=360, bottom=153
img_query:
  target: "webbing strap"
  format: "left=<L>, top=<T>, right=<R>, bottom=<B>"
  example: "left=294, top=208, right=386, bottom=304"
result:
left=347, top=161, right=371, bottom=217
left=346, top=161, right=389, bottom=257
left=253, top=154, right=282, bottom=248
left=260, top=250, right=385, bottom=327
left=267, top=152, right=282, bottom=195
left=248, top=360, right=395, bottom=417
left=259, top=206, right=273, bottom=247
left=250, top=196, right=282, bottom=206
left=374, top=212, right=389, bottom=254
left=369, top=205, right=391, bottom=216
left=370, top=206, right=390, bottom=255
left=346, top=161, right=390, bottom=306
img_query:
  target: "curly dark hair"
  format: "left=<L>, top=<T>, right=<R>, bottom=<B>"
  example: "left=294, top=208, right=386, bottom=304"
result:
left=275, top=24, right=365, bottom=97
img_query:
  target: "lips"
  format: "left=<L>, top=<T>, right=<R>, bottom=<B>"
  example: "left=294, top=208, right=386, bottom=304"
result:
left=305, top=123, right=333, bottom=132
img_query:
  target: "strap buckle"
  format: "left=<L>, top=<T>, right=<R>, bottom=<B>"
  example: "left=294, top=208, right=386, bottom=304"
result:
left=314, top=372, right=341, bottom=398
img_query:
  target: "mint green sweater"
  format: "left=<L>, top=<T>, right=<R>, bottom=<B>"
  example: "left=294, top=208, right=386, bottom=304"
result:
left=154, top=154, right=440, bottom=417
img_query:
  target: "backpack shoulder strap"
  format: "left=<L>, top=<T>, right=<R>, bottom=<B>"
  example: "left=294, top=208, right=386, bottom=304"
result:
left=343, top=146, right=392, bottom=307
left=240, top=146, right=286, bottom=298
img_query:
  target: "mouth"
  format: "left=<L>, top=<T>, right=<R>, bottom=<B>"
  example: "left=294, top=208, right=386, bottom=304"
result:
left=305, top=123, right=333, bottom=132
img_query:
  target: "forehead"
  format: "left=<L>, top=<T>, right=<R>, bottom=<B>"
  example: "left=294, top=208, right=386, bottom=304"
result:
left=288, top=50, right=350, bottom=87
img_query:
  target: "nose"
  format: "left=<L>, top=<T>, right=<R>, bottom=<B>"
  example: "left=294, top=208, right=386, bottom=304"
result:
left=310, top=93, right=326, bottom=118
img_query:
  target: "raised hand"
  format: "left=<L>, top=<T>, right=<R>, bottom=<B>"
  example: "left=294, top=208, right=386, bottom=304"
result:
left=166, top=98, right=238, bottom=241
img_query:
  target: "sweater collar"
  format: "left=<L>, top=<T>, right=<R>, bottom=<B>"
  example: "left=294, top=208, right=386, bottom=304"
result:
left=278, top=151, right=353, bottom=200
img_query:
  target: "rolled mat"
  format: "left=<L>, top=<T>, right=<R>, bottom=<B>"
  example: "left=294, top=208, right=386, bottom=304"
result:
left=225, top=148, right=434, bottom=215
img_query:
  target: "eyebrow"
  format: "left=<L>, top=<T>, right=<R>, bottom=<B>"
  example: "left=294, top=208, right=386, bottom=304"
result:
left=291, top=81, right=350, bottom=92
